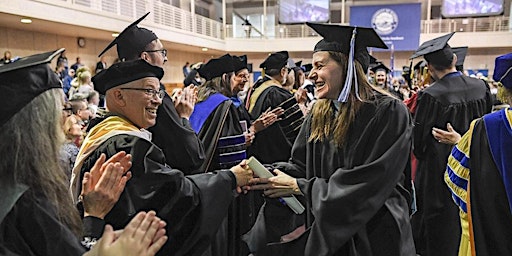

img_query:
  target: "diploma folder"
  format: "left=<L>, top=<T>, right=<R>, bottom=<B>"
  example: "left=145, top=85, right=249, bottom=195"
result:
left=247, top=156, right=305, bottom=214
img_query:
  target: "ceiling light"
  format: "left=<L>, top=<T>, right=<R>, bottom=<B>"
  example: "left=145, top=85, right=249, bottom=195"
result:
left=201, top=47, right=208, bottom=52
left=112, top=33, right=119, bottom=37
left=20, top=18, right=32, bottom=24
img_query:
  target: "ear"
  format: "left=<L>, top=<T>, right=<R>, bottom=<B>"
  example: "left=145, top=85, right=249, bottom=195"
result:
left=111, top=89, right=127, bottom=107
left=141, top=52, right=150, bottom=62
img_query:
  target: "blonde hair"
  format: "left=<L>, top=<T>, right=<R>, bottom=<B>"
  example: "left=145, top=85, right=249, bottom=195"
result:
left=309, top=52, right=378, bottom=147
left=63, top=115, right=81, bottom=141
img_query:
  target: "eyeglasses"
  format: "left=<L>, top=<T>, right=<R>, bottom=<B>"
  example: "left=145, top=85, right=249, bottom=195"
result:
left=236, top=73, right=250, bottom=80
left=145, top=49, right=167, bottom=58
left=120, top=88, right=166, bottom=99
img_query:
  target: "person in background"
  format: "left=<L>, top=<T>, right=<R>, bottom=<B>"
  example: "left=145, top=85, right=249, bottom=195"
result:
left=62, top=68, right=76, bottom=97
left=71, top=59, right=253, bottom=256
left=98, top=12, right=204, bottom=173
left=87, top=90, right=101, bottom=118
left=95, top=56, right=108, bottom=74
left=71, top=56, right=84, bottom=72
left=409, top=32, right=493, bottom=256
left=245, top=22, right=415, bottom=256
left=60, top=114, right=82, bottom=183
left=444, top=52, right=512, bottom=256
left=1, top=50, right=12, bottom=64
left=69, top=67, right=94, bottom=99
left=183, top=61, right=191, bottom=77
left=0, top=49, right=167, bottom=256
left=246, top=50, right=305, bottom=165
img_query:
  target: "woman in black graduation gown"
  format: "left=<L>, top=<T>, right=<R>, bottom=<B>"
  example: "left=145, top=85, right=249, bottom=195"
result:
left=246, top=23, right=415, bottom=256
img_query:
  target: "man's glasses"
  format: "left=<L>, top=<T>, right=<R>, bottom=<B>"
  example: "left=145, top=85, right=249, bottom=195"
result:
left=120, top=88, right=166, bottom=99
left=145, top=49, right=167, bottom=58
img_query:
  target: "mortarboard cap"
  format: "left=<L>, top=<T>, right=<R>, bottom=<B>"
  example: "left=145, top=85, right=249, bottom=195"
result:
left=98, top=12, right=158, bottom=60
left=184, top=69, right=200, bottom=87
left=452, top=46, right=468, bottom=71
left=259, top=51, right=289, bottom=70
left=413, top=60, right=427, bottom=70
left=493, top=53, right=512, bottom=89
left=410, top=32, right=455, bottom=67
left=0, top=48, right=64, bottom=127
left=301, top=63, right=313, bottom=73
left=232, top=55, right=248, bottom=73
left=368, top=55, right=378, bottom=68
left=198, top=54, right=235, bottom=81
left=92, top=59, right=163, bottom=95
left=371, top=63, right=391, bottom=74
left=307, top=22, right=387, bottom=71
left=295, top=61, right=302, bottom=68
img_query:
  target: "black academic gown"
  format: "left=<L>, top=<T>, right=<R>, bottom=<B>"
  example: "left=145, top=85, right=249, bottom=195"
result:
left=468, top=112, right=512, bottom=255
left=245, top=94, right=415, bottom=256
left=248, top=77, right=304, bottom=164
left=411, top=72, right=492, bottom=256
left=78, top=127, right=238, bottom=256
left=149, top=91, right=205, bottom=174
left=190, top=93, right=246, bottom=256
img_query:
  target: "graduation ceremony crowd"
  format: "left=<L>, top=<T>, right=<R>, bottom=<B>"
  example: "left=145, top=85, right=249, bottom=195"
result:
left=1, top=11, right=511, bottom=256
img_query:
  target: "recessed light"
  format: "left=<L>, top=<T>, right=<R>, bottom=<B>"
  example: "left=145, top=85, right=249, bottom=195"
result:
left=201, top=47, right=208, bottom=52
left=112, top=33, right=119, bottom=37
left=20, top=18, right=32, bottom=24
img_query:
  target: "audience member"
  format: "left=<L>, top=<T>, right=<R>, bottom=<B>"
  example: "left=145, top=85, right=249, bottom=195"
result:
left=183, top=61, right=191, bottom=77
left=95, top=56, right=108, bottom=74
left=63, top=68, right=76, bottom=96
left=69, top=67, right=94, bottom=99
left=71, top=56, right=84, bottom=72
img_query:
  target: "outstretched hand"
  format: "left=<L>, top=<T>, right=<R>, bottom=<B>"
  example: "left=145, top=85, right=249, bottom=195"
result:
left=432, top=123, right=461, bottom=145
left=248, top=169, right=301, bottom=198
left=82, top=152, right=132, bottom=219
left=251, top=107, right=284, bottom=133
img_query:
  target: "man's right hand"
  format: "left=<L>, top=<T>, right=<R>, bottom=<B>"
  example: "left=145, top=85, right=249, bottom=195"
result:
left=230, top=160, right=253, bottom=187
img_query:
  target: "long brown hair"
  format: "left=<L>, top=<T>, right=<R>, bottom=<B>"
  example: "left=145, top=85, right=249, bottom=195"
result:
left=197, top=72, right=234, bottom=102
left=309, top=51, right=378, bottom=147
left=0, top=89, right=82, bottom=236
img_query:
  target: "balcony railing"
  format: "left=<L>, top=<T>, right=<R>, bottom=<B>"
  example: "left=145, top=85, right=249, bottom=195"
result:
left=40, top=0, right=511, bottom=39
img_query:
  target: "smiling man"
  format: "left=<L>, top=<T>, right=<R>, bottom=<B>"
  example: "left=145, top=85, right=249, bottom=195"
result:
left=70, top=59, right=253, bottom=256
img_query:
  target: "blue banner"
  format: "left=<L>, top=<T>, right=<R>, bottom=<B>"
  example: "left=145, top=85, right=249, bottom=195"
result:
left=350, top=3, right=421, bottom=51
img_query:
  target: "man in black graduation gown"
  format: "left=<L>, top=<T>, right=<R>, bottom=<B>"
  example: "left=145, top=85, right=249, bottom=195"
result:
left=98, top=12, right=205, bottom=174
left=409, top=32, right=493, bottom=256
left=246, top=51, right=305, bottom=164
left=70, top=59, right=253, bottom=256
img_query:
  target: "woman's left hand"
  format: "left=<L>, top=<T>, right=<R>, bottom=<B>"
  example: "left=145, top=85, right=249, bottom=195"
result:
left=248, top=169, right=302, bottom=198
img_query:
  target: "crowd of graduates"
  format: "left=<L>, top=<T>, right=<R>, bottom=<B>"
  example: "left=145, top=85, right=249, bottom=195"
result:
left=1, top=11, right=511, bottom=256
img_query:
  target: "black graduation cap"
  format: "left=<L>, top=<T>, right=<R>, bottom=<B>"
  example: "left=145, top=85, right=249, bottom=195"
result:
left=198, top=54, right=234, bottom=81
left=92, top=59, right=164, bottom=95
left=295, top=61, right=302, bottom=68
left=0, top=48, right=64, bottom=127
left=413, top=60, right=427, bottom=70
left=452, top=46, right=468, bottom=70
left=259, top=51, right=289, bottom=70
left=232, top=55, right=248, bottom=73
left=98, top=12, right=158, bottom=60
left=301, top=63, right=313, bottom=73
left=410, top=32, right=455, bottom=67
left=368, top=55, right=378, bottom=69
left=371, top=63, right=391, bottom=74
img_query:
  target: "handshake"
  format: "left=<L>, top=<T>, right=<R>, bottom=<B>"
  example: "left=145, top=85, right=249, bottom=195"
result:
left=228, top=157, right=305, bottom=214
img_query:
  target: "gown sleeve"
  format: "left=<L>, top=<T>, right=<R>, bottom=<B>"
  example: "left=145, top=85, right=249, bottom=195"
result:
left=79, top=134, right=237, bottom=256
left=296, top=99, right=413, bottom=255
left=0, top=193, right=86, bottom=256
left=149, top=93, right=206, bottom=173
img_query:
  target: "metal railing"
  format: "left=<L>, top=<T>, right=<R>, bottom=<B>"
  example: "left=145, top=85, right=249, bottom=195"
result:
left=41, top=0, right=511, bottom=39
